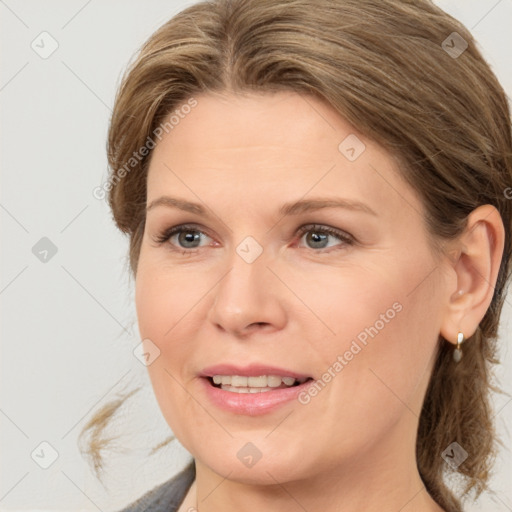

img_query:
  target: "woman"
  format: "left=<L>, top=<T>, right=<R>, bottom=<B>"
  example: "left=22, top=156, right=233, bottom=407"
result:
left=81, top=1, right=512, bottom=511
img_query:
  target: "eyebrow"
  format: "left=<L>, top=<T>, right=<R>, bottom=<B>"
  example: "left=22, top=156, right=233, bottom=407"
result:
left=146, top=196, right=377, bottom=217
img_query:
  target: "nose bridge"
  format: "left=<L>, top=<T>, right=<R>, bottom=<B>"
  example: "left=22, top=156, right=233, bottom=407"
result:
left=215, top=241, right=269, bottom=314
left=208, top=237, right=286, bottom=334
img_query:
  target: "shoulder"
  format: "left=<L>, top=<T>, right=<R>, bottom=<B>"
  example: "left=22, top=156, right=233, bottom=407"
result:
left=114, top=460, right=195, bottom=512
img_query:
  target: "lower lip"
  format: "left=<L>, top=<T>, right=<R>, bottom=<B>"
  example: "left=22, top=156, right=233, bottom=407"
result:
left=200, top=377, right=313, bottom=416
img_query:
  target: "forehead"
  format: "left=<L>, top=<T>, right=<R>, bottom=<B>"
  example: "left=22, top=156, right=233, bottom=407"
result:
left=153, top=91, right=351, bottom=161
left=146, top=91, right=423, bottom=223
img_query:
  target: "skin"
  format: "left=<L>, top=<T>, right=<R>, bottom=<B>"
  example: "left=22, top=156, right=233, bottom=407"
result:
left=135, top=91, right=504, bottom=512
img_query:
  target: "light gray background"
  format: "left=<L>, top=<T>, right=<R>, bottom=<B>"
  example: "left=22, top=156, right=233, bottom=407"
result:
left=1, top=1, right=511, bottom=510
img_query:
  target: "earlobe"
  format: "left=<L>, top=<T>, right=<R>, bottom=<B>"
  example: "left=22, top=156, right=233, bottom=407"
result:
left=439, top=204, right=505, bottom=346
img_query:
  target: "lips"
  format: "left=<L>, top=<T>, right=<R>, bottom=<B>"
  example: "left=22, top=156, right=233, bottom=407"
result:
left=199, top=363, right=315, bottom=415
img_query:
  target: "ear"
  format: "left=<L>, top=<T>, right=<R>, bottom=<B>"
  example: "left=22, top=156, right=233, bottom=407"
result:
left=439, top=204, right=505, bottom=345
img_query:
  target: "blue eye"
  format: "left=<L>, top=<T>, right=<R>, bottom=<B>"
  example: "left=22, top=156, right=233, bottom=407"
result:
left=154, top=224, right=211, bottom=250
left=296, top=224, right=354, bottom=250
left=153, top=223, right=354, bottom=253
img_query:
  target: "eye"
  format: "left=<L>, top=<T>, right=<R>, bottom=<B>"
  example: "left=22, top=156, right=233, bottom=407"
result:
left=152, top=223, right=355, bottom=253
left=296, top=224, right=354, bottom=251
left=153, top=224, right=213, bottom=251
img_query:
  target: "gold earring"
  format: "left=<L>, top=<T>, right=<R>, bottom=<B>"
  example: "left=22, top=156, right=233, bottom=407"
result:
left=453, top=332, right=464, bottom=363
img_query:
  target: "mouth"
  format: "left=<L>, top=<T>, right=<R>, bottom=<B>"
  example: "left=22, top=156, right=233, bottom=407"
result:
left=199, top=364, right=315, bottom=414
left=205, top=374, right=314, bottom=393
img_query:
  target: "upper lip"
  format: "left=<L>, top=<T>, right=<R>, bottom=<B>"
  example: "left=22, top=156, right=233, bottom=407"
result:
left=200, top=363, right=312, bottom=380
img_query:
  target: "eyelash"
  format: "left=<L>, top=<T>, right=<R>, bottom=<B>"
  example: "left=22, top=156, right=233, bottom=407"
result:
left=153, top=223, right=355, bottom=254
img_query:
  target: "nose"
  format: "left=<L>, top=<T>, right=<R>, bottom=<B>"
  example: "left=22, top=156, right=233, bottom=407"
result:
left=207, top=246, right=287, bottom=337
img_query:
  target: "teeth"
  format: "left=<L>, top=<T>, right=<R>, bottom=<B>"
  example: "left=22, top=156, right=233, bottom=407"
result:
left=248, top=376, right=267, bottom=387
left=210, top=374, right=308, bottom=390
left=267, top=375, right=282, bottom=387
left=221, top=386, right=277, bottom=393
left=232, top=376, right=248, bottom=387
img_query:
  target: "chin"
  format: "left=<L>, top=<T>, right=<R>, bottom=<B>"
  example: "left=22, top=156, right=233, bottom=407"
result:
left=194, top=443, right=314, bottom=486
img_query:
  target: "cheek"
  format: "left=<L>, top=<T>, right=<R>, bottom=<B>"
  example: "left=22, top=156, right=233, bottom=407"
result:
left=292, top=249, right=438, bottom=371
left=135, top=247, right=213, bottom=342
left=309, top=256, right=442, bottom=421
left=276, top=259, right=411, bottom=355
left=134, top=262, right=204, bottom=436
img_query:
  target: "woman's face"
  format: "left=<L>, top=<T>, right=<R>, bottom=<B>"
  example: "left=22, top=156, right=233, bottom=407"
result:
left=136, top=91, right=455, bottom=484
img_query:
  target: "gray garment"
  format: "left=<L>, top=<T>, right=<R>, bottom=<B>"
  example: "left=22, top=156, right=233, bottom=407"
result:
left=115, top=461, right=195, bottom=512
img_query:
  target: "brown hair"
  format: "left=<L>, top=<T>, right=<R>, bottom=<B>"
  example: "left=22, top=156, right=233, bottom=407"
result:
left=81, top=1, right=512, bottom=510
